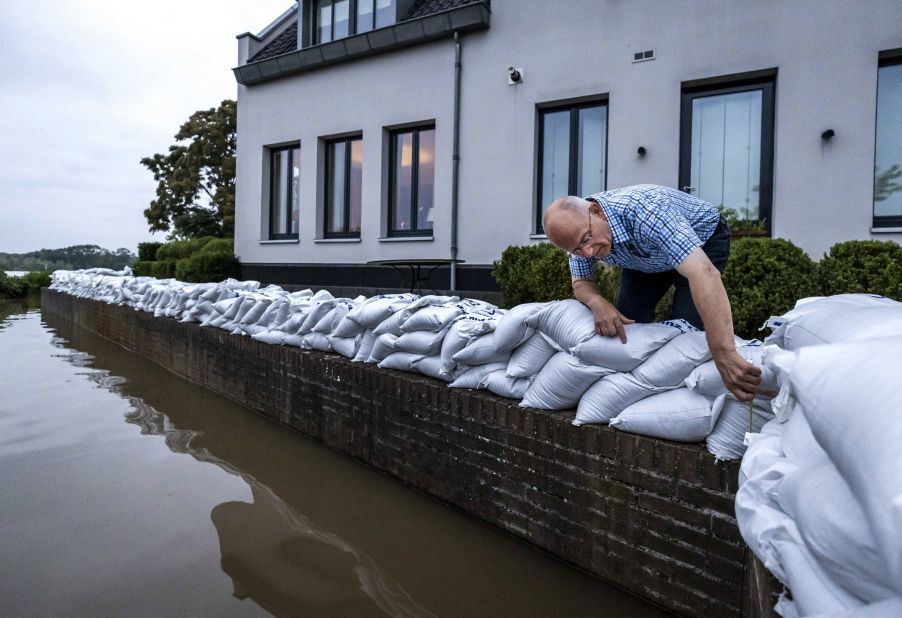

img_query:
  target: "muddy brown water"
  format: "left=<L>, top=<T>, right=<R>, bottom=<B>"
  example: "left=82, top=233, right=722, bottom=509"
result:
left=0, top=301, right=668, bottom=617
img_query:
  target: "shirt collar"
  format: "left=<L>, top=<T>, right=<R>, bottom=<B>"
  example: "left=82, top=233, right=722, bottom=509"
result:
left=587, top=194, right=629, bottom=249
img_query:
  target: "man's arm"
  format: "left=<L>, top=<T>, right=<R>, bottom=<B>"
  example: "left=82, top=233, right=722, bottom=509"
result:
left=573, top=275, right=634, bottom=343
left=676, top=248, right=762, bottom=401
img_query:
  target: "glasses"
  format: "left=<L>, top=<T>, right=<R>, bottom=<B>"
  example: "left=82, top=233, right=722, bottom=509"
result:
left=569, top=211, right=594, bottom=257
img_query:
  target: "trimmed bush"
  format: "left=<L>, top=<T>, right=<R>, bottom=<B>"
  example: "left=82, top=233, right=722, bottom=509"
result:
left=132, top=261, right=154, bottom=277
left=137, top=242, right=163, bottom=262
left=492, top=243, right=578, bottom=307
left=723, top=237, right=819, bottom=339
left=155, top=236, right=218, bottom=262
left=0, top=272, right=26, bottom=299
left=199, top=237, right=234, bottom=255
left=175, top=252, right=240, bottom=283
left=149, top=260, right=177, bottom=279
left=818, top=240, right=902, bottom=300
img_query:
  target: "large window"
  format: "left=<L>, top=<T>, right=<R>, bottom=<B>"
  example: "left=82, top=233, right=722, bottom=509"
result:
left=679, top=76, right=775, bottom=232
left=874, top=57, right=902, bottom=227
left=324, top=136, right=363, bottom=237
left=536, top=101, right=608, bottom=233
left=316, top=0, right=395, bottom=44
left=388, top=125, right=435, bottom=236
left=268, top=145, right=301, bottom=239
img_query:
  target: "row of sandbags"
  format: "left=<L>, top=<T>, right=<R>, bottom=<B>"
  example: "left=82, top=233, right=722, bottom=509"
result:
left=738, top=294, right=902, bottom=617
left=49, top=271, right=772, bottom=458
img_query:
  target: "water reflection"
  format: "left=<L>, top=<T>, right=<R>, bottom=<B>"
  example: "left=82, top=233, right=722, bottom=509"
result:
left=39, top=310, right=664, bottom=617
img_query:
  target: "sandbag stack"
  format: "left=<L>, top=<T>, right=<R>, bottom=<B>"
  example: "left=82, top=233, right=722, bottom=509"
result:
left=736, top=294, right=902, bottom=617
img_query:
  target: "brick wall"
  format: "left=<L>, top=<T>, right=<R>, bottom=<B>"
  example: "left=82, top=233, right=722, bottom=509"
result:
left=43, top=290, right=766, bottom=617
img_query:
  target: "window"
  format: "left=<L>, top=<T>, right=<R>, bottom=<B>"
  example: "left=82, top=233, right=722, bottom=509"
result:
left=874, top=57, right=902, bottom=227
left=316, top=0, right=395, bottom=44
left=388, top=126, right=435, bottom=236
left=536, top=101, right=608, bottom=233
left=268, top=145, right=301, bottom=239
left=679, top=76, right=775, bottom=232
left=324, top=136, right=363, bottom=237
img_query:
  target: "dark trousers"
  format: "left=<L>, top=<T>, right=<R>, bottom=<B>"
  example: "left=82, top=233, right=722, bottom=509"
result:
left=616, top=217, right=731, bottom=330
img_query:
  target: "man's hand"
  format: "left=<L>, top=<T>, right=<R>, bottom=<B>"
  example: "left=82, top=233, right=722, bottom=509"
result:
left=588, top=296, right=635, bottom=343
left=712, top=349, right=765, bottom=401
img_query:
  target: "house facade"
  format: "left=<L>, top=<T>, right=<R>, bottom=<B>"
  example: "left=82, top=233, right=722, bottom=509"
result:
left=233, top=0, right=902, bottom=292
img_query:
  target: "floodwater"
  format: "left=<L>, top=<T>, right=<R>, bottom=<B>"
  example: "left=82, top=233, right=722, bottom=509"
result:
left=0, top=300, right=667, bottom=617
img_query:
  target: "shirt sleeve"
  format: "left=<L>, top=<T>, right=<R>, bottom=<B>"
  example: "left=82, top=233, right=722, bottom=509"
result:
left=633, top=189, right=703, bottom=269
left=569, top=254, right=597, bottom=279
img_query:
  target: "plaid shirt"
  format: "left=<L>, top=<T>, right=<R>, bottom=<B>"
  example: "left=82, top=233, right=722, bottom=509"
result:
left=569, top=185, right=720, bottom=278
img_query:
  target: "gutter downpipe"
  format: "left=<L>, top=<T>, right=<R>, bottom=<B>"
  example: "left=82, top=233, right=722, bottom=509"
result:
left=450, top=30, right=461, bottom=292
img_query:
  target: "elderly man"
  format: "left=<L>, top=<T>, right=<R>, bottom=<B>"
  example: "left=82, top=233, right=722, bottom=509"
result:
left=543, top=184, right=762, bottom=401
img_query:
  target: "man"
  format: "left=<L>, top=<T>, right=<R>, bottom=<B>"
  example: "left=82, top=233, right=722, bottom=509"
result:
left=543, top=184, right=762, bottom=401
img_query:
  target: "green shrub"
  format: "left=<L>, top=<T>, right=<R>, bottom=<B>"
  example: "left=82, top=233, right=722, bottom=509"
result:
left=155, top=236, right=218, bottom=261
left=137, top=242, right=164, bottom=262
left=492, top=244, right=576, bottom=307
left=149, top=260, right=177, bottom=279
left=199, top=237, right=234, bottom=255
left=19, top=271, right=51, bottom=291
left=175, top=252, right=240, bottom=283
left=132, top=261, right=154, bottom=277
left=817, top=240, right=902, bottom=300
left=0, top=272, right=26, bottom=299
left=723, top=238, right=820, bottom=339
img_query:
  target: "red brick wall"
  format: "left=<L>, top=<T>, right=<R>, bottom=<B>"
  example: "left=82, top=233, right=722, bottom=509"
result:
left=43, top=290, right=755, bottom=616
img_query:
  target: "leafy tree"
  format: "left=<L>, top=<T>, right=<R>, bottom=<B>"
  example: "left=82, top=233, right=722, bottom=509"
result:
left=141, top=100, right=236, bottom=239
left=0, top=245, right=136, bottom=271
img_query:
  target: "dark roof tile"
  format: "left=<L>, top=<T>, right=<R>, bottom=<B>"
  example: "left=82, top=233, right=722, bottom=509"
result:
left=248, top=0, right=488, bottom=63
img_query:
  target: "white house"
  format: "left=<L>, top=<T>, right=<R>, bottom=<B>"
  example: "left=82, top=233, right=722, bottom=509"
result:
left=233, top=0, right=902, bottom=294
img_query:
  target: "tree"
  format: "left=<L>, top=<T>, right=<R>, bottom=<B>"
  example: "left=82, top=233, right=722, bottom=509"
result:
left=141, top=100, right=236, bottom=239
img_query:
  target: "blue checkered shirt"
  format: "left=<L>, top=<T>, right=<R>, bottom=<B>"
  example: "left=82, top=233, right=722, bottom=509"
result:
left=569, top=185, right=720, bottom=279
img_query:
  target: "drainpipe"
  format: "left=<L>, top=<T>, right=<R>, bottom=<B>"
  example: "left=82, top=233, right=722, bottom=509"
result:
left=450, top=30, right=462, bottom=292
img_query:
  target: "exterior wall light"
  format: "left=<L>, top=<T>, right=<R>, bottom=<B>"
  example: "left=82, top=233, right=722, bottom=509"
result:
left=821, top=129, right=835, bottom=140
left=507, top=67, right=523, bottom=85
left=637, top=146, right=647, bottom=156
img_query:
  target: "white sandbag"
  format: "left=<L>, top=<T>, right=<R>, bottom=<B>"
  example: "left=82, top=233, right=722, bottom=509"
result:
left=525, top=299, right=596, bottom=351
left=632, top=331, right=728, bottom=387
left=684, top=343, right=778, bottom=401
left=400, top=300, right=481, bottom=333
left=452, top=332, right=511, bottom=366
left=302, top=332, right=332, bottom=352
left=776, top=459, right=896, bottom=603
left=448, top=362, right=508, bottom=389
left=372, top=310, right=406, bottom=336
left=573, top=372, right=674, bottom=426
left=493, top=302, right=547, bottom=352
left=766, top=337, right=902, bottom=593
left=348, top=294, right=419, bottom=328
left=705, top=394, right=775, bottom=460
left=328, top=335, right=360, bottom=359
left=282, top=333, right=305, bottom=347
left=520, top=352, right=612, bottom=410
left=412, top=355, right=459, bottom=382
left=765, top=293, right=902, bottom=350
left=297, top=301, right=337, bottom=335
left=610, top=388, right=716, bottom=442
left=378, top=351, right=424, bottom=372
left=393, top=327, right=449, bottom=356
left=252, top=330, right=287, bottom=345
left=312, top=305, right=344, bottom=334
left=438, top=310, right=502, bottom=375
left=397, top=294, right=460, bottom=323
left=331, top=310, right=366, bottom=338
left=239, top=298, right=273, bottom=325
left=352, top=329, right=377, bottom=363
left=570, top=322, right=684, bottom=372
left=479, top=370, right=531, bottom=399
left=781, top=405, right=828, bottom=465
left=276, top=312, right=306, bottom=334
left=506, top=332, right=558, bottom=378
left=367, top=334, right=399, bottom=363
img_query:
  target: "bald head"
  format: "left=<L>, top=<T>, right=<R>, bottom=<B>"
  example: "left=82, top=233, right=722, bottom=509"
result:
left=544, top=196, right=591, bottom=249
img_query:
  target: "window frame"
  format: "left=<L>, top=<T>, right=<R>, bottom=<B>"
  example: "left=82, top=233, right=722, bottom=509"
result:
left=387, top=124, right=435, bottom=237
left=314, top=0, right=393, bottom=45
left=679, top=75, right=776, bottom=235
left=873, top=53, right=902, bottom=228
left=535, top=99, right=609, bottom=234
left=268, top=144, right=301, bottom=240
left=323, top=135, right=363, bottom=239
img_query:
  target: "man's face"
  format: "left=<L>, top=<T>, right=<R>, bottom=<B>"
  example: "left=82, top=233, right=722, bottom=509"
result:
left=549, top=205, right=612, bottom=259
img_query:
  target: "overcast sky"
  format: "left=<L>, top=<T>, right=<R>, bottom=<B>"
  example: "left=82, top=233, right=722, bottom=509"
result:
left=0, top=0, right=294, bottom=254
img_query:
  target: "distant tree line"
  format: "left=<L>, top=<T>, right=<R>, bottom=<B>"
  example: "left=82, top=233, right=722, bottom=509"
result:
left=0, top=245, right=136, bottom=272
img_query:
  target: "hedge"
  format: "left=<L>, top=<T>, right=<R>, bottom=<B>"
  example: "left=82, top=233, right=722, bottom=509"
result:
left=137, top=242, right=163, bottom=262
left=818, top=240, right=902, bottom=300
left=175, top=252, right=240, bottom=283
left=155, top=236, right=219, bottom=262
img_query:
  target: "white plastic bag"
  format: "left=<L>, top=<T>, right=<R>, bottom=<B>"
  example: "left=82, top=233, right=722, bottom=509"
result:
left=520, top=352, right=612, bottom=410
left=570, top=322, right=682, bottom=371
left=610, top=388, right=716, bottom=442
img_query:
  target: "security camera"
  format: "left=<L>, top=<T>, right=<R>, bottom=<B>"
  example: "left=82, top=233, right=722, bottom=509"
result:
left=507, top=66, right=523, bottom=85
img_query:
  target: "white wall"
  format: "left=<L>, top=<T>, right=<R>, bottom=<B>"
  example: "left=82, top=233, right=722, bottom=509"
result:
left=236, top=0, right=902, bottom=266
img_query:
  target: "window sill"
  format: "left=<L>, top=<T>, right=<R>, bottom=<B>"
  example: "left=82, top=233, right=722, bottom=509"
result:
left=259, top=239, right=299, bottom=244
left=529, top=233, right=548, bottom=240
left=871, top=227, right=902, bottom=233
left=379, top=236, right=434, bottom=242
left=314, top=237, right=362, bottom=243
